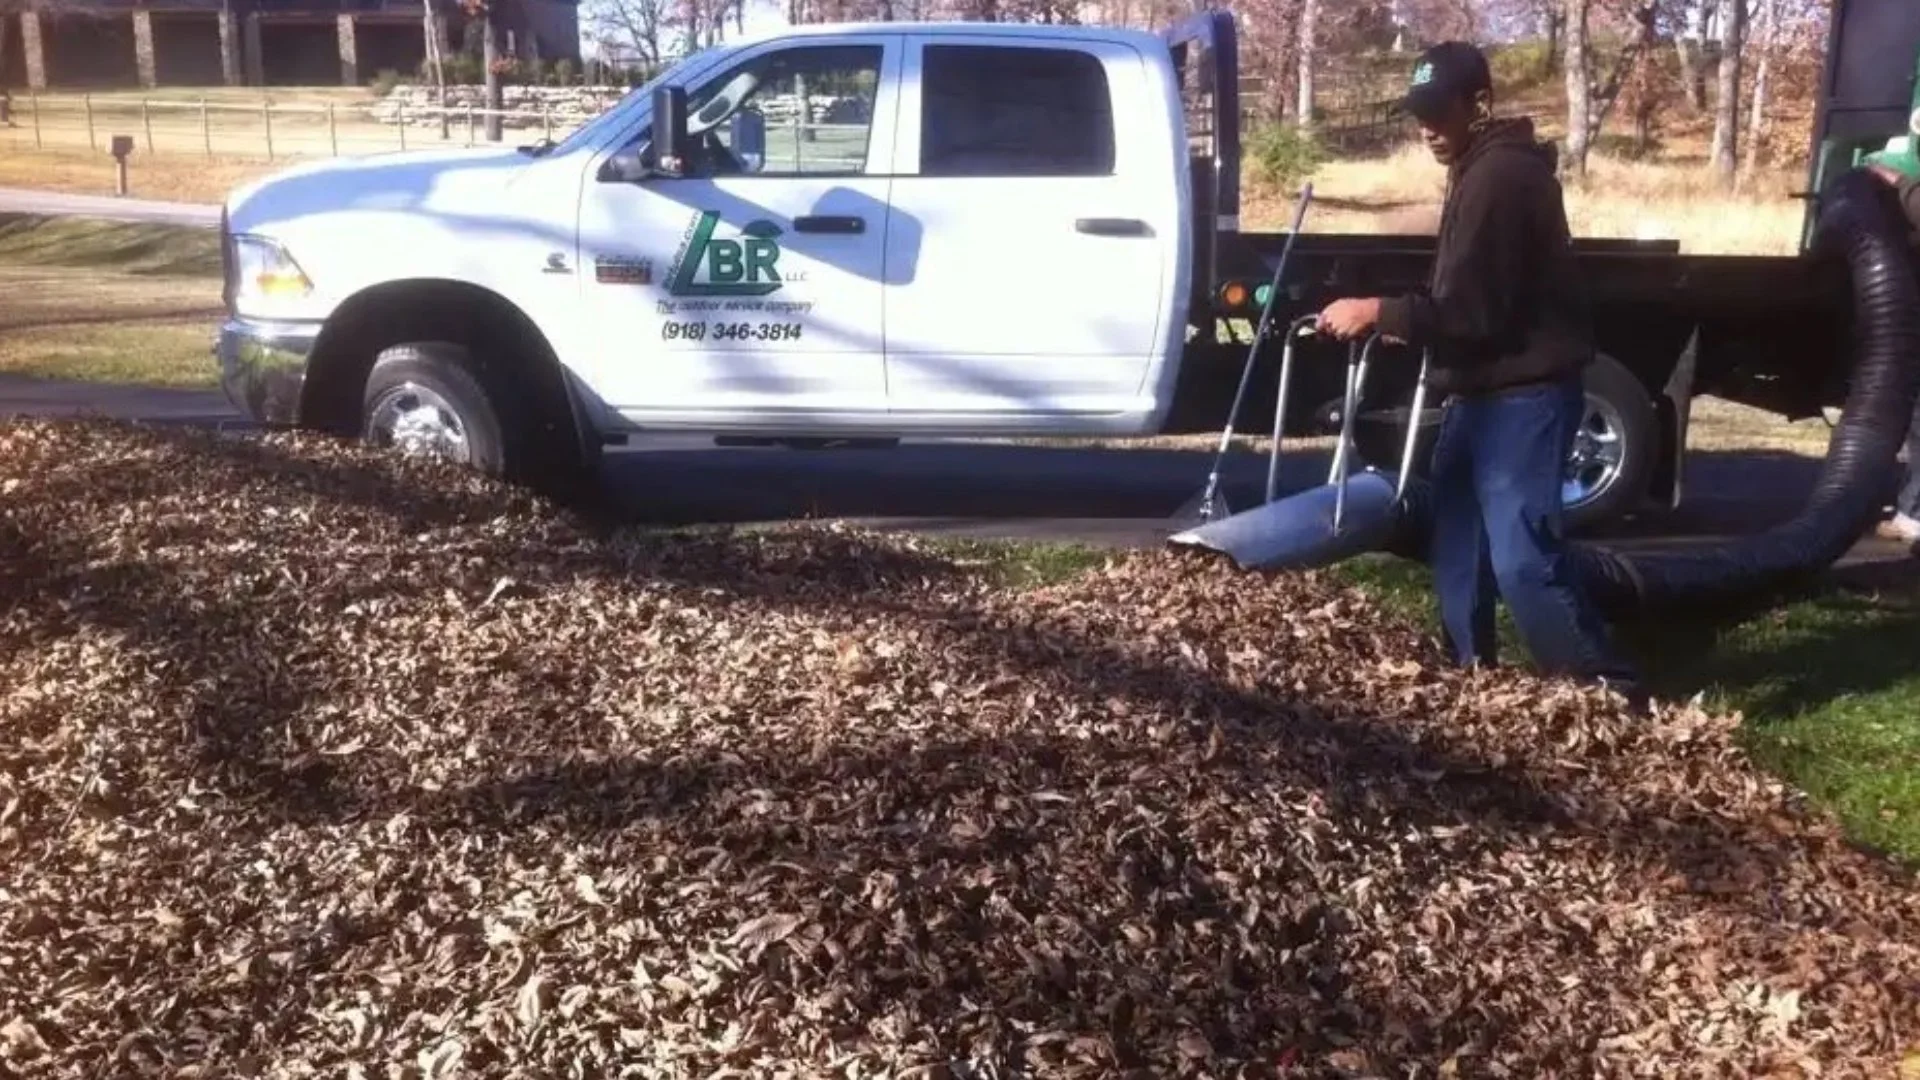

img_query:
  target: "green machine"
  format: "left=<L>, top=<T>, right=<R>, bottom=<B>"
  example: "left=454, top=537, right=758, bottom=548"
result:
left=1800, top=0, right=1920, bottom=248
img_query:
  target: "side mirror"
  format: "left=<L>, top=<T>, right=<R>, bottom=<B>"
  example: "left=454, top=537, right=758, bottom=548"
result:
left=730, top=109, right=766, bottom=172
left=642, top=85, right=688, bottom=178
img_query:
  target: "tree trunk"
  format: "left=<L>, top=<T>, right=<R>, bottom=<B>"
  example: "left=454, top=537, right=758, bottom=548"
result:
left=1743, top=0, right=1773, bottom=175
left=1709, top=0, right=1743, bottom=186
left=1563, top=0, right=1591, bottom=180
left=482, top=12, right=502, bottom=142
left=1294, top=0, right=1317, bottom=130
left=1675, top=0, right=1708, bottom=111
left=423, top=0, right=448, bottom=139
left=1542, top=9, right=1563, bottom=79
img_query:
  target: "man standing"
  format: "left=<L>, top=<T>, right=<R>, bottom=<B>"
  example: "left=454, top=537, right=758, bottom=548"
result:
left=1316, top=41, right=1646, bottom=706
left=1864, top=159, right=1920, bottom=550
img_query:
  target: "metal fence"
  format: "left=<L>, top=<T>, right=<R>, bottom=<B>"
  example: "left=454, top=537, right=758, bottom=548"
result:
left=0, top=91, right=613, bottom=161
left=0, top=84, right=1411, bottom=165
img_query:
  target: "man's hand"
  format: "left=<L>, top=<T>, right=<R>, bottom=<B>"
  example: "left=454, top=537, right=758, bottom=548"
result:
left=1316, top=297, right=1383, bottom=341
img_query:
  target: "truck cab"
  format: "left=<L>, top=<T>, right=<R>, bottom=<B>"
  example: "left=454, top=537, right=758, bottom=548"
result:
left=216, top=20, right=1206, bottom=489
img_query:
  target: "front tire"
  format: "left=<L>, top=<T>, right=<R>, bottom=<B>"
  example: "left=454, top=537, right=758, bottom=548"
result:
left=361, top=342, right=510, bottom=476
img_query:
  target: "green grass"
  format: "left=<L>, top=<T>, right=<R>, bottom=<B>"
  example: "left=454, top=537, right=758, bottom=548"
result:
left=976, top=541, right=1920, bottom=866
left=923, top=536, right=1118, bottom=589
left=0, top=214, right=222, bottom=387
left=0, top=320, right=217, bottom=388
left=0, top=213, right=221, bottom=277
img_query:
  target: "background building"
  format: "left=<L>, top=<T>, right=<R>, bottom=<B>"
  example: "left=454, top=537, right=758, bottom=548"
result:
left=1, top=0, right=581, bottom=89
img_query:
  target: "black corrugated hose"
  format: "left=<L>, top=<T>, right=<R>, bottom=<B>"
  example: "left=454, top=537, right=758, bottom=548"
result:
left=1384, top=166, right=1920, bottom=617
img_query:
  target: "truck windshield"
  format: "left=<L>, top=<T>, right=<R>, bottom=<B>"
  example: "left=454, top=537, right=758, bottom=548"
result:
left=548, top=47, right=730, bottom=157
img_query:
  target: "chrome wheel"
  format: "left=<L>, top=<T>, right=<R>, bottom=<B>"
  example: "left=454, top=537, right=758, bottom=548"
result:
left=1563, top=394, right=1626, bottom=511
left=365, top=382, right=472, bottom=463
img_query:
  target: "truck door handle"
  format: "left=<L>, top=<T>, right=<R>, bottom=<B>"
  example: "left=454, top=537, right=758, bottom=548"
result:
left=793, top=215, right=865, bottom=234
left=1076, top=217, right=1151, bottom=237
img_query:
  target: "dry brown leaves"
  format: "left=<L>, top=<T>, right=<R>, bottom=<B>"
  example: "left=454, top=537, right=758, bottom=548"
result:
left=1, top=418, right=1917, bottom=1080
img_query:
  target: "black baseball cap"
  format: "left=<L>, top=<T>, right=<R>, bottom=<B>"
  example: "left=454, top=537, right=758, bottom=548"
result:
left=1399, top=41, right=1493, bottom=123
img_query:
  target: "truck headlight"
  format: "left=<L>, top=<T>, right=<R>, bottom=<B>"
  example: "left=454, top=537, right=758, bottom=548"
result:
left=229, top=234, right=314, bottom=312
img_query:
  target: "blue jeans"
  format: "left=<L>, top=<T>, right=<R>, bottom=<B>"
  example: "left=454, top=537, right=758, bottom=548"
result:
left=1428, top=374, right=1641, bottom=692
left=1900, top=399, right=1920, bottom=520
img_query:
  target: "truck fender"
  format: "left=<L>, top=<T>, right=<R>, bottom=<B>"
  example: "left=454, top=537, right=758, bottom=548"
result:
left=304, top=278, right=603, bottom=473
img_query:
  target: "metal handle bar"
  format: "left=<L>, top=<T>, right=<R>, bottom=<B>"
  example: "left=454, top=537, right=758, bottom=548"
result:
left=1394, top=347, right=1433, bottom=502
left=1330, top=335, right=1380, bottom=532
left=1191, top=185, right=1315, bottom=522
left=1264, top=314, right=1324, bottom=504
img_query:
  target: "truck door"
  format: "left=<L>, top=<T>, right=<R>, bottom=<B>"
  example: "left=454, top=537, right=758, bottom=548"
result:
left=881, top=33, right=1183, bottom=428
left=577, top=34, right=902, bottom=423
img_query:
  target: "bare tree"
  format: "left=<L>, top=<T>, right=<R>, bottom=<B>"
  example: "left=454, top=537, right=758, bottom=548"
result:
left=423, top=0, right=451, bottom=137
left=1563, top=0, right=1591, bottom=179
left=586, top=0, right=672, bottom=65
left=1709, top=0, right=1743, bottom=185
left=468, top=0, right=504, bottom=140
left=1671, top=0, right=1708, bottom=111
left=1742, top=0, right=1774, bottom=175
left=1295, top=0, right=1318, bottom=129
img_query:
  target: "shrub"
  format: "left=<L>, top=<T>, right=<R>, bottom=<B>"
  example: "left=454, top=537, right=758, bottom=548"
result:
left=1488, top=39, right=1555, bottom=96
left=370, top=68, right=410, bottom=96
left=442, top=53, right=486, bottom=86
left=552, top=58, right=578, bottom=86
left=1245, top=122, right=1326, bottom=194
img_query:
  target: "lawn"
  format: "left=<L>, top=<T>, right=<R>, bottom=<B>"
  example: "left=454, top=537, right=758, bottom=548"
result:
left=0, top=214, right=222, bottom=388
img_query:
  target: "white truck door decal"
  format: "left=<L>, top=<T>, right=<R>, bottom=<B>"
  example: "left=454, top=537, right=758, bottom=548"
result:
left=576, top=35, right=902, bottom=422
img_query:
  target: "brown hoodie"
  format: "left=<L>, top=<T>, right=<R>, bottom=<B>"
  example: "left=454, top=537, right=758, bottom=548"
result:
left=1375, top=116, right=1595, bottom=396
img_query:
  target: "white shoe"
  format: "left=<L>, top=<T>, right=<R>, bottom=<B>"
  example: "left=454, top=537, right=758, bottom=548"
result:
left=1873, top=512, right=1920, bottom=543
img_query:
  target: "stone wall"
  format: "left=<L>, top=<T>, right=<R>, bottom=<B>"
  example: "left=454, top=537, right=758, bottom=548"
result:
left=368, top=83, right=629, bottom=129
left=366, top=82, right=872, bottom=132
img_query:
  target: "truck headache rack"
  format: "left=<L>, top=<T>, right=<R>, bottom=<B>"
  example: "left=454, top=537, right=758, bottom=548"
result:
left=1163, top=10, right=1240, bottom=308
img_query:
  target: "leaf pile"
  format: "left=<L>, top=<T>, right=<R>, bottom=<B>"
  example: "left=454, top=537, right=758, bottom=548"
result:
left=1, top=418, right=1917, bottom=1079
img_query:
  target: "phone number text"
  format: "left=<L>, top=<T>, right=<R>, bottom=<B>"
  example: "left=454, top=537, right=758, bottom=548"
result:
left=661, top=320, right=804, bottom=342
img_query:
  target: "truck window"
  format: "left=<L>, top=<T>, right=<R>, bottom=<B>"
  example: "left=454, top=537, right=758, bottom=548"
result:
left=919, top=44, right=1115, bottom=177
left=684, top=44, right=882, bottom=177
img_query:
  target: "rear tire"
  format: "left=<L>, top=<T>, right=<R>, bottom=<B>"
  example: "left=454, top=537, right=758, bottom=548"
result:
left=1350, top=351, right=1657, bottom=531
left=1564, top=352, right=1657, bottom=531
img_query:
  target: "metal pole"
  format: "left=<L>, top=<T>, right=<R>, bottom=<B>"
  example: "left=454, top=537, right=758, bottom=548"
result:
left=398, top=102, right=407, bottom=149
left=1394, top=349, right=1433, bottom=502
left=84, top=93, right=95, bottom=150
left=142, top=99, right=154, bottom=152
left=1265, top=316, right=1320, bottom=504
left=201, top=98, right=211, bottom=157
left=263, top=99, right=274, bottom=159
left=466, top=103, right=475, bottom=146
left=542, top=101, right=552, bottom=143
left=327, top=103, right=338, bottom=155
left=30, top=91, right=41, bottom=149
left=1331, top=336, right=1380, bottom=535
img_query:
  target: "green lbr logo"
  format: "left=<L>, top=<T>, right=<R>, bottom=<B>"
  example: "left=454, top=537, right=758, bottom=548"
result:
left=1412, top=61, right=1434, bottom=86
left=669, top=210, right=784, bottom=297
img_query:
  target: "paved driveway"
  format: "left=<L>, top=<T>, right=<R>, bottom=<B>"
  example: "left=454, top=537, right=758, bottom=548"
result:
left=0, top=186, right=220, bottom=228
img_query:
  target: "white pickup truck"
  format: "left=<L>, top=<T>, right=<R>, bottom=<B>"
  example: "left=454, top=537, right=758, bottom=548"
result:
left=217, top=11, right=1816, bottom=527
